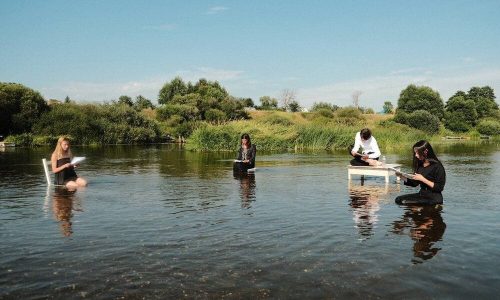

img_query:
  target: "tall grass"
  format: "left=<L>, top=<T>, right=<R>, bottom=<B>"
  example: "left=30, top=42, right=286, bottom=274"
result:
left=187, top=112, right=434, bottom=151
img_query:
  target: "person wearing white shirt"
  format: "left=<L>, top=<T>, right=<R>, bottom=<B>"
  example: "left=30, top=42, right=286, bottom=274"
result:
left=350, top=128, right=382, bottom=166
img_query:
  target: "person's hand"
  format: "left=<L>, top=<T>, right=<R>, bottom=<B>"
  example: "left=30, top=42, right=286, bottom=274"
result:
left=361, top=155, right=369, bottom=160
left=412, top=173, right=425, bottom=182
left=351, top=151, right=357, bottom=157
left=64, top=163, right=71, bottom=169
left=243, top=159, right=249, bottom=163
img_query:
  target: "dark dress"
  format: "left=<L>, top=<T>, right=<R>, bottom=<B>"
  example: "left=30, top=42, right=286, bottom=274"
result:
left=55, top=157, right=78, bottom=185
left=233, top=144, right=256, bottom=173
left=395, top=160, right=446, bottom=205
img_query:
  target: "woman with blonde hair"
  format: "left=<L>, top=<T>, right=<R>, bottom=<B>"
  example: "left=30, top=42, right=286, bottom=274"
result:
left=51, top=136, right=87, bottom=189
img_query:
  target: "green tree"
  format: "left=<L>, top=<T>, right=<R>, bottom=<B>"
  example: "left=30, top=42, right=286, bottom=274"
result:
left=382, top=101, right=394, bottom=114
left=118, top=95, right=133, bottom=106
left=259, top=96, right=279, bottom=110
left=158, top=77, right=188, bottom=105
left=64, top=96, right=71, bottom=103
left=466, top=86, right=498, bottom=118
left=444, top=95, right=477, bottom=132
left=397, top=84, right=445, bottom=119
left=192, top=78, right=228, bottom=101
left=311, top=102, right=339, bottom=112
left=0, top=82, right=49, bottom=135
left=288, top=100, right=301, bottom=112
left=134, top=95, right=155, bottom=110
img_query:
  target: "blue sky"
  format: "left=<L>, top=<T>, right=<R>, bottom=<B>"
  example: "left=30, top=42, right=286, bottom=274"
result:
left=1, top=0, right=499, bottom=110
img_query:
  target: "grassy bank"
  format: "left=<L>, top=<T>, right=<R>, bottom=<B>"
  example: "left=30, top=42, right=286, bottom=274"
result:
left=187, top=111, right=434, bottom=151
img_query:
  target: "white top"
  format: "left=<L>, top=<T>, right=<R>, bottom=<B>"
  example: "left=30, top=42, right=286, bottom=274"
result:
left=352, top=132, right=381, bottom=159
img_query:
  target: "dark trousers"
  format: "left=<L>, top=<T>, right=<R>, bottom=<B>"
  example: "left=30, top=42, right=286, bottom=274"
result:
left=349, top=145, right=378, bottom=166
left=233, top=161, right=254, bottom=173
left=395, top=191, right=443, bottom=205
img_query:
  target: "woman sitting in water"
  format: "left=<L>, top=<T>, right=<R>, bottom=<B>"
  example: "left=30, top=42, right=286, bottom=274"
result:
left=51, top=136, right=87, bottom=190
left=395, top=140, right=446, bottom=205
left=233, top=133, right=256, bottom=173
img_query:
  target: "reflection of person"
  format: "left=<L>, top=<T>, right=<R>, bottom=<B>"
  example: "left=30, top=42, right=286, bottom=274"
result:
left=348, top=183, right=384, bottom=239
left=51, top=136, right=87, bottom=190
left=395, top=140, right=446, bottom=205
left=234, top=173, right=256, bottom=208
left=233, top=133, right=256, bottom=173
left=349, top=128, right=381, bottom=166
left=391, top=205, right=446, bottom=263
left=52, top=187, right=77, bottom=237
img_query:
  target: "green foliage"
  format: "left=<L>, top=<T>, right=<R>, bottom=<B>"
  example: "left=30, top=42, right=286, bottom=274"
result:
left=333, top=107, right=365, bottom=125
left=476, top=119, right=500, bottom=136
left=156, top=104, right=199, bottom=122
left=33, top=102, right=161, bottom=144
left=314, top=108, right=334, bottom=118
left=188, top=125, right=237, bottom=151
left=158, top=77, right=188, bottom=105
left=241, top=98, right=254, bottom=107
left=383, top=101, right=394, bottom=114
left=118, top=95, right=133, bottom=106
left=205, top=108, right=227, bottom=123
left=404, top=110, right=441, bottom=134
left=288, top=100, right=301, bottom=112
left=259, top=96, right=279, bottom=110
left=444, top=96, right=477, bottom=132
left=261, top=113, right=294, bottom=126
left=397, top=84, right=445, bottom=119
left=364, top=108, right=375, bottom=114
left=311, top=102, right=339, bottom=112
left=0, top=82, right=49, bottom=134
left=134, top=95, right=155, bottom=110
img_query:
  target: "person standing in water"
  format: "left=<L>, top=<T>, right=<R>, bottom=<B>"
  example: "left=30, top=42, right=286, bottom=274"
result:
left=51, top=136, right=87, bottom=190
left=234, top=133, right=256, bottom=173
left=395, top=140, right=446, bottom=205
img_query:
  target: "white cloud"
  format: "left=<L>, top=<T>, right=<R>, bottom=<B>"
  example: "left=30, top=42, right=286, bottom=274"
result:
left=39, top=67, right=244, bottom=103
left=295, top=68, right=500, bottom=110
left=206, top=6, right=228, bottom=15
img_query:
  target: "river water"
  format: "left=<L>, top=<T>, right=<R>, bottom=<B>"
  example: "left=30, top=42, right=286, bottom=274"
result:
left=1, top=143, right=499, bottom=299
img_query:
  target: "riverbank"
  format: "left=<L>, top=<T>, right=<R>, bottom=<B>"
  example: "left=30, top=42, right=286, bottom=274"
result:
left=3, top=111, right=497, bottom=151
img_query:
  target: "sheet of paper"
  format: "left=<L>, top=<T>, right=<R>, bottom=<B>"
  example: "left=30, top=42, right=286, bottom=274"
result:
left=71, top=156, right=86, bottom=165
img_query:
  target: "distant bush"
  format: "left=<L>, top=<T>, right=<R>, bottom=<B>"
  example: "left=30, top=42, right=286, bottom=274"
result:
left=261, top=113, right=294, bottom=126
left=311, top=102, right=339, bottom=112
left=333, top=107, right=365, bottom=125
left=405, top=110, right=441, bottom=134
left=476, top=119, right=500, bottom=136
left=205, top=108, right=227, bottom=123
left=314, top=108, right=334, bottom=118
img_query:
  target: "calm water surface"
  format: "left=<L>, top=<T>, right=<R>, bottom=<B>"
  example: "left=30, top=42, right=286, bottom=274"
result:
left=1, top=143, right=499, bottom=299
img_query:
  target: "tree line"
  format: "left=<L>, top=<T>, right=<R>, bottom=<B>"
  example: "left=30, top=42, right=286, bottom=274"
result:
left=1, top=79, right=499, bottom=146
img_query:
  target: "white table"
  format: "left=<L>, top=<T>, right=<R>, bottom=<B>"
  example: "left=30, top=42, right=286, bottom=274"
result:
left=348, top=164, right=402, bottom=183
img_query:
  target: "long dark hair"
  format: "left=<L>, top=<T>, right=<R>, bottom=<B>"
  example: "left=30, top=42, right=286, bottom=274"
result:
left=241, top=133, right=252, bottom=147
left=412, top=140, right=439, bottom=172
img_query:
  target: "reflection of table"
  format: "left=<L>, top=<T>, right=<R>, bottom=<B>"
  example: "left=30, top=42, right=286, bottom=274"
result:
left=348, top=164, right=401, bottom=183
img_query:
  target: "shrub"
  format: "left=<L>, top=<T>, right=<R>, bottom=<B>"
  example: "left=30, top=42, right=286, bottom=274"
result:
left=476, top=119, right=500, bottom=136
left=315, top=108, right=334, bottom=118
left=205, top=108, right=227, bottom=123
left=444, top=111, right=471, bottom=132
left=405, top=110, right=440, bottom=134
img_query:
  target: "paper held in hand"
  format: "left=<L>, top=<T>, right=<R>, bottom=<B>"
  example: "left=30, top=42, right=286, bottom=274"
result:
left=71, top=156, right=86, bottom=165
left=388, top=167, right=414, bottom=179
left=234, top=160, right=243, bottom=163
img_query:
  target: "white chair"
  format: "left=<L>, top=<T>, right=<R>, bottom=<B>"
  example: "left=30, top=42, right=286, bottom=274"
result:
left=42, top=159, right=52, bottom=186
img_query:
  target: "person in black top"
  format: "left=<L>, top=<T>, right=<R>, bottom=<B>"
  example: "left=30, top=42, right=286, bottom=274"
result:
left=233, top=133, right=256, bottom=173
left=51, top=136, right=87, bottom=190
left=395, top=140, right=446, bottom=205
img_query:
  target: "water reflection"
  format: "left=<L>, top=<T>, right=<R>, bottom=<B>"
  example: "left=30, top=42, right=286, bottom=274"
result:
left=233, top=172, right=256, bottom=208
left=391, top=205, right=446, bottom=264
left=348, top=182, right=387, bottom=240
left=50, top=188, right=81, bottom=237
